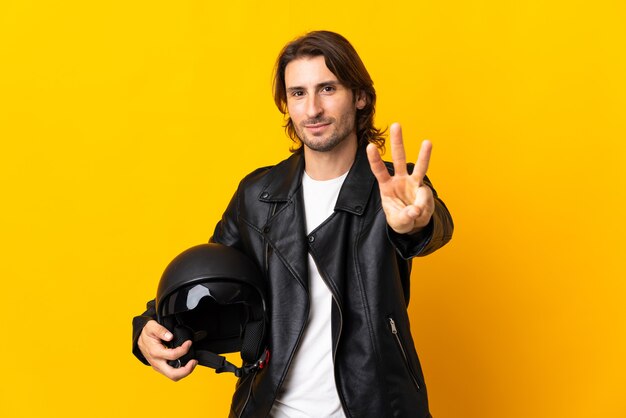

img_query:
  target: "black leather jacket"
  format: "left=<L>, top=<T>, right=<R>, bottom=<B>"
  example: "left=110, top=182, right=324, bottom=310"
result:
left=132, top=145, right=453, bottom=417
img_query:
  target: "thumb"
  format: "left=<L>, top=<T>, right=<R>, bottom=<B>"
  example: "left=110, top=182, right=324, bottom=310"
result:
left=146, top=320, right=173, bottom=341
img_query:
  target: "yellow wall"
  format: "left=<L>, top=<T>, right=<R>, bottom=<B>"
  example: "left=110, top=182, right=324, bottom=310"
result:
left=1, top=1, right=624, bottom=417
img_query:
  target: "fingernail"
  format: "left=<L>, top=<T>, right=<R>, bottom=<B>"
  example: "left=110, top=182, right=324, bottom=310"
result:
left=164, top=332, right=173, bottom=340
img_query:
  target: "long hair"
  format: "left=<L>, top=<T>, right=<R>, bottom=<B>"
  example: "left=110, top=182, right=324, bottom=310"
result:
left=273, top=31, right=386, bottom=153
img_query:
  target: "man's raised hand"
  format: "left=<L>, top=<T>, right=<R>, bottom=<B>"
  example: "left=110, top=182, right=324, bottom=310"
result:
left=366, top=123, right=435, bottom=235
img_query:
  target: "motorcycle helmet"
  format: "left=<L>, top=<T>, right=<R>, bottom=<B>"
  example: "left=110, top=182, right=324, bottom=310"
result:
left=155, top=243, right=269, bottom=377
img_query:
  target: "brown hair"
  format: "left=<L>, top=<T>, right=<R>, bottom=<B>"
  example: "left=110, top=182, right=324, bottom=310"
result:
left=273, top=31, right=386, bottom=152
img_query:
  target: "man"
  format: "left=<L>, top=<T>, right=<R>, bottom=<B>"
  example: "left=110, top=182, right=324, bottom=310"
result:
left=133, top=31, right=453, bottom=417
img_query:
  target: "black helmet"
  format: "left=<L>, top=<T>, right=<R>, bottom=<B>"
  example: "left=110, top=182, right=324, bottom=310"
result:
left=155, top=243, right=269, bottom=377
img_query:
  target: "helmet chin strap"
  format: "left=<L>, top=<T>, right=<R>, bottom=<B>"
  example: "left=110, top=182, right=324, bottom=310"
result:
left=194, top=348, right=270, bottom=378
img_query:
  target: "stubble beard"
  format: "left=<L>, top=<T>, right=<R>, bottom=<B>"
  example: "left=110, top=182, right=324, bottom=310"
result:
left=295, top=115, right=357, bottom=153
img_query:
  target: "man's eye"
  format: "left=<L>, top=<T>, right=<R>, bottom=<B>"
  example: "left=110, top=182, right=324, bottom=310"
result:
left=290, top=91, right=304, bottom=97
left=322, top=86, right=335, bottom=93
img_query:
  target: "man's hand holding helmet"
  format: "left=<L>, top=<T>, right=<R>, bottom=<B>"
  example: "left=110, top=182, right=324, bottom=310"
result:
left=137, top=319, right=198, bottom=381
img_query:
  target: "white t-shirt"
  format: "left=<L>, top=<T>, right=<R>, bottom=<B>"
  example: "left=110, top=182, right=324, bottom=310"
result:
left=270, top=171, right=348, bottom=418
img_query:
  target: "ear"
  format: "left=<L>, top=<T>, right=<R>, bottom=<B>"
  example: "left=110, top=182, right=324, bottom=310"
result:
left=355, top=90, right=367, bottom=110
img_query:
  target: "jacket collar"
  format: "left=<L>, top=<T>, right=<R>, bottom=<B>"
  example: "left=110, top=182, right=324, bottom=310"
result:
left=258, top=145, right=376, bottom=216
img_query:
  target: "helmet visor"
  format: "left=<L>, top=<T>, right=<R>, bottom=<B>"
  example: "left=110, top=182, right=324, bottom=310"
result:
left=160, top=280, right=263, bottom=354
left=162, top=280, right=259, bottom=317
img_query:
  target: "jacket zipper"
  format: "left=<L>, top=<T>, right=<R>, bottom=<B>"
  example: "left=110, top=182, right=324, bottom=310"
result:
left=235, top=371, right=257, bottom=418
left=239, top=204, right=277, bottom=417
left=309, top=250, right=349, bottom=417
left=263, top=216, right=311, bottom=415
left=265, top=283, right=310, bottom=416
left=330, top=291, right=348, bottom=416
left=388, top=317, right=420, bottom=391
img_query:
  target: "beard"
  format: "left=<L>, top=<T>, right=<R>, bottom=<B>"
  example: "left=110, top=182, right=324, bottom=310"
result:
left=294, top=114, right=357, bottom=153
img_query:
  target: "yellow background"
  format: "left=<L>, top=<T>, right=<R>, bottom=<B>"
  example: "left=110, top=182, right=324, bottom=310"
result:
left=1, top=0, right=625, bottom=417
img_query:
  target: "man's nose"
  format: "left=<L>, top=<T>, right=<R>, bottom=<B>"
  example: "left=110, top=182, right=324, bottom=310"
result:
left=305, top=94, right=323, bottom=118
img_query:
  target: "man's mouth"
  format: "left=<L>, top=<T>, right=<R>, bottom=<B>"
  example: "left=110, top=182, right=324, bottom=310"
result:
left=304, top=121, right=331, bottom=133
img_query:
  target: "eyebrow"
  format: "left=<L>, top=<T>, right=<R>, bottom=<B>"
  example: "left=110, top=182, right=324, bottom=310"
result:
left=286, top=80, right=341, bottom=93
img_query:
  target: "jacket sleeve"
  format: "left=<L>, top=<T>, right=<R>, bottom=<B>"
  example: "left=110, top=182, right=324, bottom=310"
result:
left=387, top=175, right=454, bottom=260
left=131, top=299, right=156, bottom=365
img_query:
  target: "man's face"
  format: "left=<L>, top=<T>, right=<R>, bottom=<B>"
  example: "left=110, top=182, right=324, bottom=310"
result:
left=284, top=55, right=366, bottom=153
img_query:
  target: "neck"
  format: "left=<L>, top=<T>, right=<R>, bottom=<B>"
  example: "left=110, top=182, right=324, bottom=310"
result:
left=303, top=136, right=358, bottom=180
